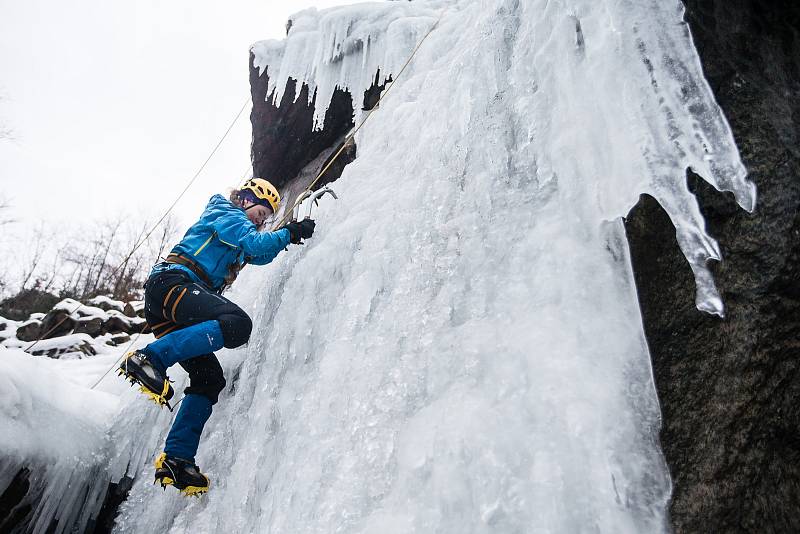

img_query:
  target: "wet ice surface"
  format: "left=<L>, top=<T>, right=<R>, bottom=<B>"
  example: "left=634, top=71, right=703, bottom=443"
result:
left=5, top=0, right=759, bottom=532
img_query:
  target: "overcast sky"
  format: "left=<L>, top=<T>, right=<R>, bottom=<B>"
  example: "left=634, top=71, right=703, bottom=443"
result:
left=0, top=0, right=373, bottom=236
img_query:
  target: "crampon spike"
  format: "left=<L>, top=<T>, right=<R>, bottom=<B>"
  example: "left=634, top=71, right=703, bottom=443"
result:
left=181, top=486, right=208, bottom=497
left=138, top=386, right=173, bottom=411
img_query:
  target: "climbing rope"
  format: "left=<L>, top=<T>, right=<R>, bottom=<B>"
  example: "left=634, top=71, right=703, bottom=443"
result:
left=125, top=98, right=251, bottom=270
left=23, top=302, right=85, bottom=353
left=25, top=97, right=251, bottom=354
left=84, top=100, right=252, bottom=387
left=35, top=8, right=446, bottom=396
left=88, top=322, right=149, bottom=390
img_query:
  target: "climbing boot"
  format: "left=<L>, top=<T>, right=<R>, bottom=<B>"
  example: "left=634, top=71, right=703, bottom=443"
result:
left=117, top=351, right=174, bottom=409
left=154, top=452, right=210, bottom=496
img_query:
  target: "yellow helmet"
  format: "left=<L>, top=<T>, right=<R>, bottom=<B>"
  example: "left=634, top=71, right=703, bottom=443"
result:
left=241, top=178, right=280, bottom=213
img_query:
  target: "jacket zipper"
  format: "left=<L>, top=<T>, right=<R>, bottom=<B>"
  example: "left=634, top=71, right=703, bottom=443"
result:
left=194, top=231, right=216, bottom=256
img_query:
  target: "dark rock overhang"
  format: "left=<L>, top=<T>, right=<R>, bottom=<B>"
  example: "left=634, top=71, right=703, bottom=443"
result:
left=624, top=1, right=800, bottom=531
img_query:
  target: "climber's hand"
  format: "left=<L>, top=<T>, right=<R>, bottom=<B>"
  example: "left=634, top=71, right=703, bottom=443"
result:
left=283, top=219, right=316, bottom=244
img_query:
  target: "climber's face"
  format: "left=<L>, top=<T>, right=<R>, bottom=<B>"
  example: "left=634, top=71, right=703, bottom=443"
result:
left=245, top=201, right=273, bottom=228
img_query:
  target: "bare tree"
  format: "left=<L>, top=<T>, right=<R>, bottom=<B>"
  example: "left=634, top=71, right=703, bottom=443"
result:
left=57, top=212, right=180, bottom=301
left=0, top=96, right=12, bottom=141
left=19, top=224, right=49, bottom=291
left=89, top=218, right=122, bottom=295
left=39, top=245, right=63, bottom=294
left=149, top=214, right=179, bottom=264
left=1, top=208, right=181, bottom=317
left=0, top=195, right=14, bottom=226
left=110, top=213, right=179, bottom=300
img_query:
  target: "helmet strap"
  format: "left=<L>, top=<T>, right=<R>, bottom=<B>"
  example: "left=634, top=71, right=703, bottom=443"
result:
left=243, top=200, right=274, bottom=214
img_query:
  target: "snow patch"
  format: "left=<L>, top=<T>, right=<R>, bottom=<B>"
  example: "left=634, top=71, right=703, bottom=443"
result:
left=0, top=348, right=117, bottom=460
left=88, top=295, right=126, bottom=312
left=0, top=327, right=162, bottom=532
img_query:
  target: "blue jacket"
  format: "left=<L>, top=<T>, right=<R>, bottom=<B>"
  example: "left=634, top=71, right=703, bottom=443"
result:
left=151, top=194, right=291, bottom=290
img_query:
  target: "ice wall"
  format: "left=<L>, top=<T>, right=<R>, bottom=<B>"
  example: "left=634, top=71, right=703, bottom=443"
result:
left=0, top=335, right=175, bottom=533
left=113, top=0, right=754, bottom=532
left=0, top=349, right=119, bottom=533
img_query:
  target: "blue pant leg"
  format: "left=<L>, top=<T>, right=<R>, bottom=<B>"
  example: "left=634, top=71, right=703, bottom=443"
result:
left=142, top=320, right=224, bottom=371
left=164, top=394, right=213, bottom=462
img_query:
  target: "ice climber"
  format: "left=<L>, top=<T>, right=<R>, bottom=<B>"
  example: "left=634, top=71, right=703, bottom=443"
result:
left=118, top=178, right=315, bottom=496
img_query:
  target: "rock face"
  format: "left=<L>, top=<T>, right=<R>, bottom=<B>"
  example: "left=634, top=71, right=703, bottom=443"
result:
left=625, top=1, right=800, bottom=532
left=249, top=52, right=356, bottom=190
left=14, top=320, right=42, bottom=343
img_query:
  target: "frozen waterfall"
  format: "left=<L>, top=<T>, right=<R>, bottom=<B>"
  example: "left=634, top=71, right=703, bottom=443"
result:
left=25, top=0, right=759, bottom=532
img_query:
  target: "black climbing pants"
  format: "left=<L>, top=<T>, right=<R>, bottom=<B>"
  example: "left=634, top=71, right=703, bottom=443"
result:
left=143, top=269, right=253, bottom=404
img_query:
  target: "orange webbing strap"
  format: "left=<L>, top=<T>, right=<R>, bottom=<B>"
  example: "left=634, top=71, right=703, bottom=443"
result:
left=149, top=319, right=179, bottom=339
left=170, top=288, right=188, bottom=322
left=156, top=279, right=191, bottom=337
left=165, top=253, right=215, bottom=289
left=161, top=287, right=178, bottom=319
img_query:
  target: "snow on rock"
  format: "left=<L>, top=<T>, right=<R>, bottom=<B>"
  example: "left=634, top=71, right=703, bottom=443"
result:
left=8, top=297, right=147, bottom=347
left=0, top=316, right=22, bottom=342
left=88, top=295, right=126, bottom=313
left=251, top=1, right=440, bottom=129
left=50, top=298, right=139, bottom=325
left=52, top=298, right=93, bottom=318
left=21, top=333, right=98, bottom=359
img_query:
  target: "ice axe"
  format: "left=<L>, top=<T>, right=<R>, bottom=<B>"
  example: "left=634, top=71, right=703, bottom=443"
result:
left=292, top=185, right=338, bottom=222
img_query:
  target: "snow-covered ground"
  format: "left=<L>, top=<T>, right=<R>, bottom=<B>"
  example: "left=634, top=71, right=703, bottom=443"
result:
left=1, top=0, right=756, bottom=532
left=0, top=331, right=156, bottom=533
left=0, top=297, right=163, bottom=532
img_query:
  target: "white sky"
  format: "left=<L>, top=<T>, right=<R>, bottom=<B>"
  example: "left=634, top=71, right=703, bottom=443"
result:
left=0, top=0, right=373, bottom=235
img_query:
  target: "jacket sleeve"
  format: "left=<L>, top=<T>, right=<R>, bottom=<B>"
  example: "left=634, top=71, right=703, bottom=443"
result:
left=213, top=207, right=291, bottom=263
left=245, top=228, right=292, bottom=265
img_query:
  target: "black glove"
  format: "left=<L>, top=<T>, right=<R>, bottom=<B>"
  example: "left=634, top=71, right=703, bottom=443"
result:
left=283, top=218, right=315, bottom=244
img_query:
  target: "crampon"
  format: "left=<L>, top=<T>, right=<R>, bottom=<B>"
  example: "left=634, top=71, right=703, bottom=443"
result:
left=117, top=351, right=174, bottom=410
left=154, top=453, right=210, bottom=497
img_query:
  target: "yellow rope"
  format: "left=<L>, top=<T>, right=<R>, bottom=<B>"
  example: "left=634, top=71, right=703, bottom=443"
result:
left=119, top=97, right=251, bottom=273
left=271, top=8, right=445, bottom=230
left=23, top=303, right=83, bottom=353
left=89, top=322, right=149, bottom=390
